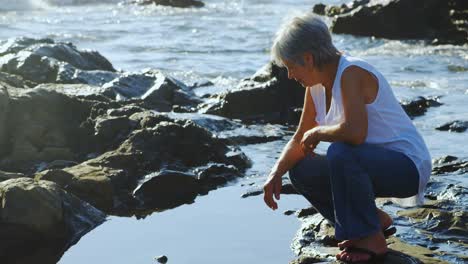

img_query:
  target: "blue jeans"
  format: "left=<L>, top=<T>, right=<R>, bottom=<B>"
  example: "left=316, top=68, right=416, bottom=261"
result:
left=288, top=142, right=419, bottom=240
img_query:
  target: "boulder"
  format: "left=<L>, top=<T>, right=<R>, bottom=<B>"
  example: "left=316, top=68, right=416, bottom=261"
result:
left=133, top=170, right=200, bottom=209
left=34, top=120, right=251, bottom=214
left=130, top=0, right=204, bottom=8
left=0, top=37, right=115, bottom=84
left=0, top=177, right=105, bottom=262
left=313, top=0, right=467, bottom=45
left=0, top=84, right=9, bottom=156
left=102, top=69, right=201, bottom=111
left=0, top=88, right=95, bottom=173
left=200, top=61, right=304, bottom=124
left=400, top=96, right=442, bottom=118
left=436, top=120, right=468, bottom=132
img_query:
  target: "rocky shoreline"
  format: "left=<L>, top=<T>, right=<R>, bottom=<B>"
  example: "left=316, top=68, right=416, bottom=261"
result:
left=0, top=35, right=466, bottom=263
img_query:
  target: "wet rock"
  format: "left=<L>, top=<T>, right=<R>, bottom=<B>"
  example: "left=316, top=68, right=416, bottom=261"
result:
left=432, top=156, right=468, bottom=175
left=284, top=210, right=296, bottom=216
left=0, top=71, right=34, bottom=88
left=102, top=70, right=201, bottom=110
left=155, top=255, right=168, bottom=263
left=0, top=178, right=105, bottom=261
left=0, top=170, right=25, bottom=181
left=241, top=181, right=298, bottom=198
left=196, top=163, right=242, bottom=194
left=190, top=80, right=214, bottom=88
left=0, top=37, right=115, bottom=84
left=131, top=0, right=204, bottom=8
left=200, top=61, right=304, bottom=125
left=166, top=112, right=241, bottom=133
left=291, top=212, right=447, bottom=263
left=129, top=111, right=174, bottom=129
left=35, top=120, right=250, bottom=213
left=133, top=170, right=200, bottom=209
left=314, top=0, right=468, bottom=45
left=297, top=207, right=318, bottom=218
left=0, top=84, right=9, bottom=157
left=436, top=120, right=468, bottom=132
left=400, top=96, right=442, bottom=118
left=397, top=205, right=468, bottom=244
left=0, top=88, right=97, bottom=173
left=218, top=123, right=290, bottom=145
left=94, top=115, right=138, bottom=149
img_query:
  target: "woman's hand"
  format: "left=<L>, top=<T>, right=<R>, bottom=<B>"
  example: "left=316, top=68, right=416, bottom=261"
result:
left=301, top=127, right=321, bottom=155
left=263, top=173, right=282, bottom=210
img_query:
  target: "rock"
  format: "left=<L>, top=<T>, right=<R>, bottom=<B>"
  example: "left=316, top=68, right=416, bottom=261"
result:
left=0, top=178, right=105, bottom=261
left=432, top=156, right=468, bottom=175
left=218, top=123, right=290, bottom=145
left=196, top=163, right=242, bottom=194
left=400, top=96, right=442, bottom=118
left=0, top=37, right=115, bottom=84
left=397, top=205, right=468, bottom=244
left=0, top=88, right=97, bottom=173
left=102, top=70, right=201, bottom=110
left=133, top=170, right=200, bottom=209
left=35, top=120, right=250, bottom=214
left=436, top=120, right=468, bottom=132
left=314, top=0, right=468, bottom=45
left=0, top=170, right=25, bottom=181
left=200, top=61, right=304, bottom=124
left=131, top=0, right=204, bottom=8
left=155, top=255, right=168, bottom=263
left=291, top=212, right=448, bottom=263
left=284, top=210, right=296, bottom=216
left=297, top=207, right=318, bottom=218
left=432, top=155, right=458, bottom=166
left=0, top=84, right=9, bottom=156
left=0, top=71, right=33, bottom=88
left=241, top=181, right=298, bottom=198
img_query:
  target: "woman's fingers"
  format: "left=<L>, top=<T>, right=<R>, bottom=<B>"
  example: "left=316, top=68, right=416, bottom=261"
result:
left=263, top=181, right=278, bottom=210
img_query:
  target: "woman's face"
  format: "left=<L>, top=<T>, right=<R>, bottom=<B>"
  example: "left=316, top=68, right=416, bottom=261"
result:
left=283, top=55, right=317, bottom=87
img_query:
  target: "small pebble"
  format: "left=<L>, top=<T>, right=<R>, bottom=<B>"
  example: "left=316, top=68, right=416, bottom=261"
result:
left=284, top=210, right=296, bottom=216
left=155, top=255, right=168, bottom=263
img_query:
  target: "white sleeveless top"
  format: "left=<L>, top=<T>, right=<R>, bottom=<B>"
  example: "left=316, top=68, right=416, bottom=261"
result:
left=310, top=55, right=431, bottom=206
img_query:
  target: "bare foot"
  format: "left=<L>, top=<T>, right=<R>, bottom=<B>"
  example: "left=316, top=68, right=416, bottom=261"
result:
left=336, top=231, right=387, bottom=263
left=338, top=208, right=393, bottom=249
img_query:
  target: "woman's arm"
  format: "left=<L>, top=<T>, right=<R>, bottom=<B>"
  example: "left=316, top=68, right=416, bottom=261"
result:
left=301, top=66, right=372, bottom=153
left=263, top=86, right=317, bottom=210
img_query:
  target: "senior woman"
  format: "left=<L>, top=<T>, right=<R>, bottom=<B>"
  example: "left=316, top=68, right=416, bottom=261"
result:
left=262, top=13, right=431, bottom=263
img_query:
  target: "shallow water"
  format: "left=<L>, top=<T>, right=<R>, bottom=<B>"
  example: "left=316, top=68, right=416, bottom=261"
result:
left=1, top=0, right=467, bottom=263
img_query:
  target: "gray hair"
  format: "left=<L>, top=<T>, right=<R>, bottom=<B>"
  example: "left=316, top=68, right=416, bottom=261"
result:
left=271, top=13, right=339, bottom=70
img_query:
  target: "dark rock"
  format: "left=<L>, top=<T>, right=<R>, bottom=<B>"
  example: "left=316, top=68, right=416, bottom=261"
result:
left=432, top=155, right=458, bottom=166
left=436, top=120, right=468, bottom=132
left=34, top=120, right=250, bottom=214
left=0, top=88, right=97, bottom=173
left=0, top=178, right=105, bottom=262
left=400, top=96, right=442, bottom=118
left=155, top=255, right=168, bottom=263
left=190, top=80, right=214, bottom=88
left=0, top=38, right=115, bottom=84
left=102, top=70, right=201, bottom=110
left=133, top=170, right=200, bottom=209
left=0, top=84, right=9, bottom=157
left=297, top=207, right=318, bottom=218
left=196, top=163, right=242, bottom=194
left=0, top=71, right=33, bottom=88
left=432, top=157, right=468, bottom=175
left=131, top=0, right=204, bottom=8
left=398, top=206, right=468, bottom=243
left=284, top=210, right=296, bottom=216
left=312, top=3, right=326, bottom=15
left=315, top=0, right=468, bottom=45
left=241, top=181, right=298, bottom=198
left=200, top=61, right=304, bottom=125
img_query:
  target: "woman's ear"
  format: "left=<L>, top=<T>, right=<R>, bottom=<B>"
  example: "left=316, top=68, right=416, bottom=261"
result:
left=303, top=52, right=314, bottom=68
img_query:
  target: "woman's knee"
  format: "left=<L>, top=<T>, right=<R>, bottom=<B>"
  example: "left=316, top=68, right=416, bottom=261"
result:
left=326, top=142, right=354, bottom=162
